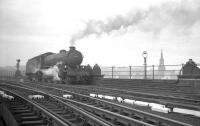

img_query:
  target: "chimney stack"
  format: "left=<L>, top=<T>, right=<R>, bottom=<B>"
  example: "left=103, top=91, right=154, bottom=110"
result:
left=69, top=46, right=75, bottom=51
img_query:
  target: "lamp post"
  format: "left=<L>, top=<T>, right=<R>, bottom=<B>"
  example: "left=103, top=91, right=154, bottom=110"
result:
left=142, top=51, right=148, bottom=79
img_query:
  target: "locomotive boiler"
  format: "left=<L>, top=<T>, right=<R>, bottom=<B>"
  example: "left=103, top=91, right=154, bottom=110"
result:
left=26, top=46, right=102, bottom=84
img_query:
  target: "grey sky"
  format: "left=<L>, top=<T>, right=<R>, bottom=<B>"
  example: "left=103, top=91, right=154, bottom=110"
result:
left=0, top=0, right=200, bottom=66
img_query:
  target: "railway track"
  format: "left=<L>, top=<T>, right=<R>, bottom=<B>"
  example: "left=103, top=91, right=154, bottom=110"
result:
left=0, top=83, right=155, bottom=126
left=1, top=80, right=197, bottom=126
left=0, top=84, right=112, bottom=126
left=0, top=88, right=69, bottom=126
left=99, top=79, right=200, bottom=98
left=17, top=80, right=200, bottom=111
left=71, top=85, right=200, bottom=110
left=68, top=85, right=200, bottom=109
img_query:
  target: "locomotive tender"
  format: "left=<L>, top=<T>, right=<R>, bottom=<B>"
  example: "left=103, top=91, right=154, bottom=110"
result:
left=26, top=46, right=102, bottom=84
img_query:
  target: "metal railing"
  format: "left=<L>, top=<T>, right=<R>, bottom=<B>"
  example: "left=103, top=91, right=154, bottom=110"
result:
left=1, top=64, right=200, bottom=80
left=101, top=64, right=185, bottom=80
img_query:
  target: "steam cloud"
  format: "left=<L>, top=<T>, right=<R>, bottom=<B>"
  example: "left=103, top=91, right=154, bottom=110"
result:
left=41, top=65, right=60, bottom=81
left=36, top=62, right=62, bottom=81
left=70, top=0, right=200, bottom=45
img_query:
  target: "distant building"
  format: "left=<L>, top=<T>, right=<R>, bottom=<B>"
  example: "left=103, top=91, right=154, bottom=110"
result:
left=157, top=50, right=166, bottom=79
left=178, top=59, right=200, bottom=79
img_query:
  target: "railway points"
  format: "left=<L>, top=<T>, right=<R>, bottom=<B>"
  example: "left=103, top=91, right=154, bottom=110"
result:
left=0, top=83, right=113, bottom=126
left=1, top=80, right=199, bottom=126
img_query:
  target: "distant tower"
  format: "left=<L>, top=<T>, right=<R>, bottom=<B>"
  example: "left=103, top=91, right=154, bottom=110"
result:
left=15, top=59, right=21, bottom=77
left=158, top=50, right=165, bottom=79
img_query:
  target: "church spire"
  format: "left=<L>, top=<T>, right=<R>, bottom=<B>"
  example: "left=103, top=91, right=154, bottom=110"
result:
left=159, top=49, right=164, bottom=65
left=158, top=49, right=165, bottom=79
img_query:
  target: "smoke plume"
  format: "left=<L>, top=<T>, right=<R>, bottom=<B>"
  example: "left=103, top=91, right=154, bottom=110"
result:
left=70, top=0, right=200, bottom=45
left=70, top=11, right=147, bottom=45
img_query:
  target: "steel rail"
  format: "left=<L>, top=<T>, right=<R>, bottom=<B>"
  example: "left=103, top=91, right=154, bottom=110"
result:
left=1, top=81, right=194, bottom=126
left=1, top=82, right=154, bottom=126
left=0, top=83, right=112, bottom=126
left=0, top=87, right=69, bottom=126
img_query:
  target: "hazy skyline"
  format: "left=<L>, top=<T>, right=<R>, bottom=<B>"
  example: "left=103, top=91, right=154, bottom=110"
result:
left=0, top=0, right=200, bottom=67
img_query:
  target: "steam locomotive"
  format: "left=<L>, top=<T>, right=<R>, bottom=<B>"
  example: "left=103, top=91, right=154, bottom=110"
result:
left=26, top=46, right=102, bottom=84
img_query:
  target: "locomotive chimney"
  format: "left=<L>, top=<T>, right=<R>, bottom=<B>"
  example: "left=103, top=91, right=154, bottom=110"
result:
left=69, top=46, right=76, bottom=50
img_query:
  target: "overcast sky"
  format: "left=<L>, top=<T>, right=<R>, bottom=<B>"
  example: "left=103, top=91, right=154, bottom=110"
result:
left=0, top=0, right=200, bottom=67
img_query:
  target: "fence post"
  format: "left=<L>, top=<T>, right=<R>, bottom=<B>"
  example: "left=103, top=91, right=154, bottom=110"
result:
left=152, top=65, right=154, bottom=80
left=112, top=66, right=114, bottom=79
left=181, top=63, right=184, bottom=75
left=129, top=66, right=132, bottom=79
